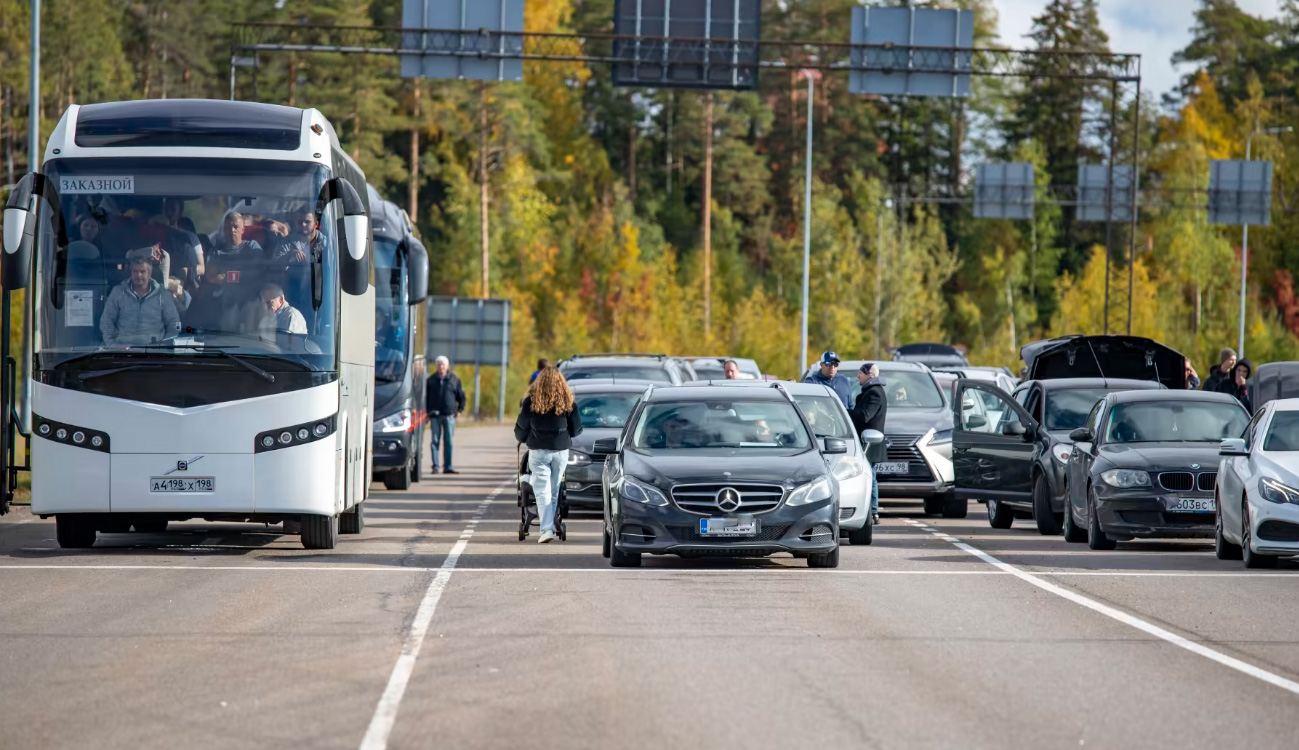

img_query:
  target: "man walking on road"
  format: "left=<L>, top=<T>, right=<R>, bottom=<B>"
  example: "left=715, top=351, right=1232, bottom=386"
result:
left=426, top=356, right=466, bottom=474
left=803, top=351, right=853, bottom=409
left=1202, top=348, right=1237, bottom=392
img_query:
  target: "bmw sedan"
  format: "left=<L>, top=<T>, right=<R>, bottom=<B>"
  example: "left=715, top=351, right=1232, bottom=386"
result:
left=599, top=384, right=843, bottom=568
left=1216, top=398, right=1299, bottom=568
left=1062, top=390, right=1250, bottom=550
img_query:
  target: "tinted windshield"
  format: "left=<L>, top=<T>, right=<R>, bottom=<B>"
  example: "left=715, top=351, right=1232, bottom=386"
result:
left=793, top=394, right=852, bottom=438
left=576, top=392, right=640, bottom=428
left=36, top=157, right=338, bottom=373
left=1105, top=401, right=1249, bottom=444
left=860, top=371, right=944, bottom=409
left=1045, top=389, right=1111, bottom=432
left=374, top=236, right=409, bottom=383
left=564, top=366, right=672, bottom=383
left=631, top=399, right=811, bottom=451
left=1264, top=411, right=1299, bottom=451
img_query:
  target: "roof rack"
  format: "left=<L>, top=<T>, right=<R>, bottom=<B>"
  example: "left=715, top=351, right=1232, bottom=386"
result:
left=565, top=352, right=667, bottom=360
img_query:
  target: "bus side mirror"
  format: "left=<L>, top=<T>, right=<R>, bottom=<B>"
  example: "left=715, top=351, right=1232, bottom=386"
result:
left=319, top=177, right=370, bottom=297
left=405, top=236, right=429, bottom=304
left=2, top=173, right=38, bottom=291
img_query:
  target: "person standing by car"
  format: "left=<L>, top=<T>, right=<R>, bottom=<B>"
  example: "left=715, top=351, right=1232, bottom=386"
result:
left=426, top=356, right=466, bottom=474
left=1184, top=358, right=1201, bottom=389
left=850, top=363, right=888, bottom=524
left=723, top=360, right=742, bottom=380
left=1215, top=358, right=1254, bottom=411
left=1202, top=348, right=1237, bottom=392
left=514, top=368, right=583, bottom=544
left=804, top=351, right=853, bottom=409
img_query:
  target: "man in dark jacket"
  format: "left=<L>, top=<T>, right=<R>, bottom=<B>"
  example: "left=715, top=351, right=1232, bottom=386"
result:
left=1214, top=358, right=1253, bottom=412
left=426, top=355, right=467, bottom=474
left=803, top=351, right=853, bottom=409
left=1202, top=348, right=1237, bottom=393
left=849, top=363, right=888, bottom=525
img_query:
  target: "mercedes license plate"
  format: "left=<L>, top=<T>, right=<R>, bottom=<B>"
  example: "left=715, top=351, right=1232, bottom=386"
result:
left=1170, top=497, right=1214, bottom=513
left=875, top=461, right=910, bottom=475
left=150, top=477, right=215, bottom=493
left=700, top=518, right=757, bottom=537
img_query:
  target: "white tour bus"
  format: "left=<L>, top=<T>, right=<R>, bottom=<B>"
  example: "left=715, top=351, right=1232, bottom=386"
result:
left=1, top=99, right=375, bottom=549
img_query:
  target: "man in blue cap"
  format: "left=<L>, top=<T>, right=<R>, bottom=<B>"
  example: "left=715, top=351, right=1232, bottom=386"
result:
left=803, top=351, right=853, bottom=410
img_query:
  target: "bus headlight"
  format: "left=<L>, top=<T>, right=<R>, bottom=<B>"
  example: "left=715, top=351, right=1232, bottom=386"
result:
left=32, top=414, right=110, bottom=453
left=376, top=408, right=413, bottom=434
left=255, top=416, right=336, bottom=453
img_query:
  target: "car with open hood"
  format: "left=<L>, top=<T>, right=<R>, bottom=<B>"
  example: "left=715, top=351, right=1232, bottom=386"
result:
left=1020, top=335, right=1186, bottom=389
left=1215, top=398, right=1299, bottom=567
left=599, top=383, right=845, bottom=568
left=1061, top=390, right=1249, bottom=549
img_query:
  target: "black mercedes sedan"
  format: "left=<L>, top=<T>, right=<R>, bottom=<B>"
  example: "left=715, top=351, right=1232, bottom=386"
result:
left=564, top=381, right=651, bottom=510
left=598, top=384, right=844, bottom=568
left=1062, top=390, right=1251, bottom=549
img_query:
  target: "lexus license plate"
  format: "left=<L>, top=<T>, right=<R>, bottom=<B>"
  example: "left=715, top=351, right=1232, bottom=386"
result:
left=1170, top=497, right=1214, bottom=513
left=149, top=477, right=215, bottom=493
left=874, top=461, right=910, bottom=475
left=700, top=518, right=757, bottom=537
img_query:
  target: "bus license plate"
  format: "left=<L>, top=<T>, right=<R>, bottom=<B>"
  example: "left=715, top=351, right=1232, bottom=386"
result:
left=875, top=462, right=909, bottom=475
left=149, top=477, right=215, bottom=493
left=700, top=518, right=757, bottom=537
left=1170, top=497, right=1214, bottom=512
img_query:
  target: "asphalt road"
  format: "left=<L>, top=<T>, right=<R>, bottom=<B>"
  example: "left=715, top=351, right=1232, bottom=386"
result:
left=3, top=425, right=1299, bottom=749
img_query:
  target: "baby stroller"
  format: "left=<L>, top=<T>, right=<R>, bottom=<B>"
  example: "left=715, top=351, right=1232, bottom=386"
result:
left=516, top=444, right=569, bottom=542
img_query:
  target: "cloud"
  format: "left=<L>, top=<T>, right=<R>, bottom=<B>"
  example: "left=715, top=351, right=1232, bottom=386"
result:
left=992, top=0, right=1282, bottom=99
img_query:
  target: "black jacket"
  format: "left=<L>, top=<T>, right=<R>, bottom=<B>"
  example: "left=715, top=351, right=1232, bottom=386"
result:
left=514, top=396, right=583, bottom=451
left=1202, top=365, right=1230, bottom=393
left=849, top=380, right=888, bottom=462
left=426, top=372, right=466, bottom=417
left=1213, top=358, right=1253, bottom=412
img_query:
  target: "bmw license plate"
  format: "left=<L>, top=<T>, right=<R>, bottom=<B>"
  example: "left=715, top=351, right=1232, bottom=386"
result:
left=150, top=477, right=215, bottom=493
left=1170, top=497, right=1214, bottom=513
left=700, top=518, right=757, bottom=537
left=874, top=461, right=909, bottom=475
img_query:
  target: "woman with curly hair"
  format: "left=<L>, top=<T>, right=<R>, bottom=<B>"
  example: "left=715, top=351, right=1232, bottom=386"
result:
left=513, top=367, right=583, bottom=543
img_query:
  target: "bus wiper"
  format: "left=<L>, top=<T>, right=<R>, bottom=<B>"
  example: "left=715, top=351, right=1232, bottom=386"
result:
left=78, top=364, right=163, bottom=382
left=130, top=344, right=277, bottom=383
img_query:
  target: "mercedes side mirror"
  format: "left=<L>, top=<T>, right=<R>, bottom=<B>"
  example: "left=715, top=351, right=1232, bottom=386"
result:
left=823, top=437, right=848, bottom=455
left=1219, top=438, right=1248, bottom=457
left=1070, top=427, right=1094, bottom=443
left=1001, top=420, right=1026, bottom=437
left=592, top=437, right=619, bottom=455
left=2, top=173, right=41, bottom=291
left=860, top=429, right=885, bottom=446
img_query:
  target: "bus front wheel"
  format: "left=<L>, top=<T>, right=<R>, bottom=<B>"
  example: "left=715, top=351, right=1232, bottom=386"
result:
left=56, top=515, right=97, bottom=549
left=301, top=514, right=339, bottom=550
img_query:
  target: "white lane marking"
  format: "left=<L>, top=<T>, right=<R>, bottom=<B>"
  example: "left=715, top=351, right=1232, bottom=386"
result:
left=358, top=478, right=512, bottom=750
left=905, top=519, right=1299, bottom=697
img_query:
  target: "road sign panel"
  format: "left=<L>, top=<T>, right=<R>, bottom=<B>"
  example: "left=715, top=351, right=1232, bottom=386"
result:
left=849, top=6, right=974, bottom=98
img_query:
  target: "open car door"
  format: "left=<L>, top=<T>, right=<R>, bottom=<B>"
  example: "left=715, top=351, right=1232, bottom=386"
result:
left=953, top=379, right=1039, bottom=504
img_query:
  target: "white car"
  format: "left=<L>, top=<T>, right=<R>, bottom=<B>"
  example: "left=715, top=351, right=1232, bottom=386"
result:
left=1216, top=398, right=1299, bottom=568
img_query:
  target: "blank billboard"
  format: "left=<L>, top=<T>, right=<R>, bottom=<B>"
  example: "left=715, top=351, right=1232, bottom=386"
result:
left=974, top=163, right=1034, bottom=220
left=400, top=0, right=525, bottom=82
left=612, top=0, right=761, bottom=89
left=1076, top=164, right=1135, bottom=223
left=1209, top=160, right=1273, bottom=226
left=850, top=6, right=974, bottom=98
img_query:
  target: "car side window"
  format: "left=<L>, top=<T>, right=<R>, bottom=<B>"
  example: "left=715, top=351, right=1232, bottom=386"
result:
left=1012, top=387, right=1029, bottom=407
left=1025, top=388, right=1043, bottom=423
left=1085, top=401, right=1104, bottom=431
left=1244, top=408, right=1267, bottom=449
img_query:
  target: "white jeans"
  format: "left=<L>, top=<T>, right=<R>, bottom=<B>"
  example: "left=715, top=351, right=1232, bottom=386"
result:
left=528, top=449, right=568, bottom=533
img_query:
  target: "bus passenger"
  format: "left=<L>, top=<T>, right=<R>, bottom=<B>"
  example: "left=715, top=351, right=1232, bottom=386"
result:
left=100, top=256, right=182, bottom=346
left=257, top=283, right=308, bottom=336
left=272, top=210, right=323, bottom=263
left=211, top=211, right=263, bottom=258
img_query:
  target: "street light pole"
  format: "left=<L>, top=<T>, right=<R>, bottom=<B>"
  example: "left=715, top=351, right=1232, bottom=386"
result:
left=874, top=198, right=892, bottom=360
left=799, top=69, right=818, bottom=376
left=1238, top=125, right=1292, bottom=359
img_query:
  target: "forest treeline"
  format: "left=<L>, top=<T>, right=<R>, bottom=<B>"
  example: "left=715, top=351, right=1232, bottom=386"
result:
left=2, top=0, right=1299, bottom=411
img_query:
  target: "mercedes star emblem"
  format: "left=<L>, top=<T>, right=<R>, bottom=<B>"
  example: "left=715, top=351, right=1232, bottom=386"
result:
left=716, top=487, right=742, bottom=512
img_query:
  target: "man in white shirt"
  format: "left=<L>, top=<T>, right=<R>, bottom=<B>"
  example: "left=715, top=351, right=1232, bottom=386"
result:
left=257, top=283, right=307, bottom=337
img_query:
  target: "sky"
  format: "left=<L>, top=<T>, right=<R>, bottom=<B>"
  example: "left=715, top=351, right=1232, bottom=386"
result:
left=993, top=0, right=1283, bottom=98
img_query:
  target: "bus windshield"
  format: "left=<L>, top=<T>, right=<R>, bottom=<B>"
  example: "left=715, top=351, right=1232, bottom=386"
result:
left=374, top=236, right=409, bottom=383
left=35, top=157, right=339, bottom=373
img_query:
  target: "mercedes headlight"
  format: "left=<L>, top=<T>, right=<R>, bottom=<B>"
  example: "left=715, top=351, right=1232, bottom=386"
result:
left=376, top=408, right=412, bottom=434
left=568, top=451, right=592, bottom=467
left=1101, top=469, right=1149, bottom=488
left=620, top=476, right=668, bottom=507
left=832, top=456, right=866, bottom=482
left=1051, top=443, right=1074, bottom=465
left=1260, top=477, right=1299, bottom=505
left=929, top=428, right=953, bottom=446
left=787, top=476, right=834, bottom=506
